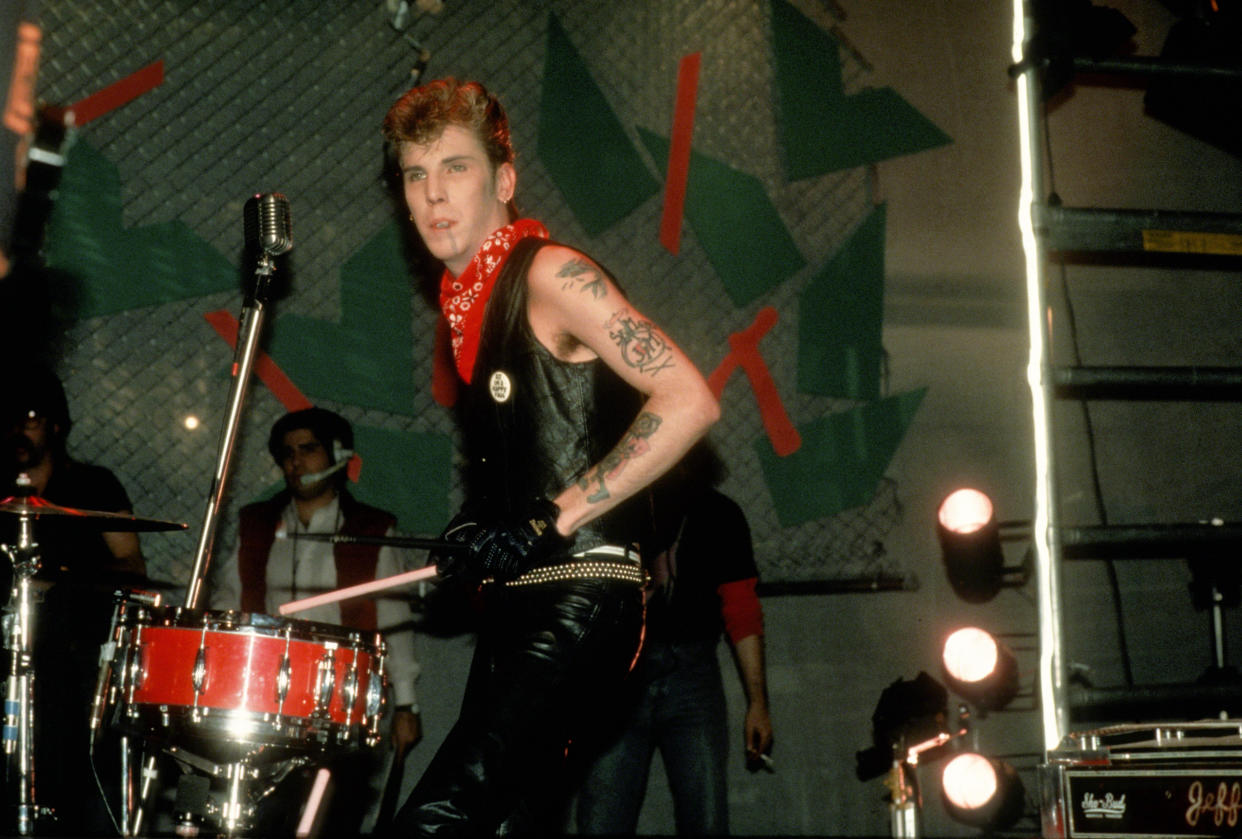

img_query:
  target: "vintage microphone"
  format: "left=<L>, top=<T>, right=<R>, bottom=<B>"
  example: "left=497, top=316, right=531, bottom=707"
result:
left=243, top=192, right=293, bottom=260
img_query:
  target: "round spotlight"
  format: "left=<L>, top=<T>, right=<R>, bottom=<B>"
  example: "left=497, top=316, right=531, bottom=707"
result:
left=938, top=488, right=993, bottom=535
left=941, top=627, right=1019, bottom=711
left=941, top=752, right=1024, bottom=831
left=942, top=753, right=998, bottom=810
left=943, top=627, right=1000, bottom=682
left=937, top=488, right=1005, bottom=603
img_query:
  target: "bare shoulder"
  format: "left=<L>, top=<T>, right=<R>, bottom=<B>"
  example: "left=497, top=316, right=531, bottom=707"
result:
left=525, top=243, right=629, bottom=362
left=527, top=243, right=618, bottom=304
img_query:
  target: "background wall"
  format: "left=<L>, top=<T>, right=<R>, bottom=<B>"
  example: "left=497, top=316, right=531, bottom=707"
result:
left=8, top=0, right=1242, bottom=835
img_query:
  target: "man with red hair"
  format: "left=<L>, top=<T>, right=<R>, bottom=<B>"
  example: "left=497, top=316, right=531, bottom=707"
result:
left=381, top=78, right=719, bottom=835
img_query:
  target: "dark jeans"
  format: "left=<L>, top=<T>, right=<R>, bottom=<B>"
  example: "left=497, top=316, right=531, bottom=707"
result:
left=576, top=639, right=729, bottom=836
left=391, top=578, right=644, bottom=837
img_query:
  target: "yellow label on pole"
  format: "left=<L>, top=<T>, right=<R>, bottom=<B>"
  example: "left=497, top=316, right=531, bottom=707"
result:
left=1143, top=229, right=1242, bottom=256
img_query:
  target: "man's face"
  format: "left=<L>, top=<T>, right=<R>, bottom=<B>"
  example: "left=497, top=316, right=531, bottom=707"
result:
left=399, top=123, right=516, bottom=277
left=277, top=428, right=334, bottom=501
left=8, top=411, right=52, bottom=472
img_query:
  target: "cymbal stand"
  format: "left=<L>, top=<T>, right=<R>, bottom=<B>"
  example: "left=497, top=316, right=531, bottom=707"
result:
left=2, top=490, right=45, bottom=835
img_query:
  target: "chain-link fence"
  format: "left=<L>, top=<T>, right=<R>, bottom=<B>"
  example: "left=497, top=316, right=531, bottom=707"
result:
left=31, top=0, right=903, bottom=591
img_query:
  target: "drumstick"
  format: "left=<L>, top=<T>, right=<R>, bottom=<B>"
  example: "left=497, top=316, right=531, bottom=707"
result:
left=278, top=565, right=440, bottom=616
left=296, top=767, right=332, bottom=838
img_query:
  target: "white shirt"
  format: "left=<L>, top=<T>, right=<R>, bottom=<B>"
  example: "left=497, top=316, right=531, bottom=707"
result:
left=211, top=494, right=420, bottom=708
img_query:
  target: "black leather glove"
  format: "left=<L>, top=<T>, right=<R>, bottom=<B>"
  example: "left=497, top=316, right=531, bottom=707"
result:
left=429, top=507, right=482, bottom=583
left=463, top=498, right=566, bottom=583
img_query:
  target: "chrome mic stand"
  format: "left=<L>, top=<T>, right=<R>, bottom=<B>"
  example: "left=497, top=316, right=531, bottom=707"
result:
left=2, top=477, right=46, bottom=835
left=184, top=194, right=291, bottom=611
left=126, top=194, right=293, bottom=837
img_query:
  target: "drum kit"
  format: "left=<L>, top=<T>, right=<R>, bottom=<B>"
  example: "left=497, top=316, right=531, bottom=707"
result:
left=0, top=194, right=451, bottom=837
left=0, top=486, right=397, bottom=838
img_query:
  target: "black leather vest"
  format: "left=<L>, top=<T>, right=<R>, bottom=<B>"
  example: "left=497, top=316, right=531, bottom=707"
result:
left=457, top=238, right=652, bottom=558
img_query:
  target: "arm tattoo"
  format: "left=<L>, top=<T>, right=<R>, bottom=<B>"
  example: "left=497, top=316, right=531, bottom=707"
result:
left=577, top=412, right=663, bottom=503
left=556, top=258, right=607, bottom=300
left=605, top=310, right=676, bottom=376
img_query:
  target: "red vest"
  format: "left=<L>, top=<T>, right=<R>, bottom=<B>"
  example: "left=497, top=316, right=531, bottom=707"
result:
left=236, top=489, right=396, bottom=630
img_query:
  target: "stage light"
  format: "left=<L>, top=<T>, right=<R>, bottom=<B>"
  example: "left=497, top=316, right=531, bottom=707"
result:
left=941, top=627, right=1020, bottom=712
left=941, top=752, right=1025, bottom=831
left=938, top=489, right=1005, bottom=603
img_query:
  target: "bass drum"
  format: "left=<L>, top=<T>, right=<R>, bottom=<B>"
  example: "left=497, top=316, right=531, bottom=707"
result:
left=106, top=602, right=386, bottom=762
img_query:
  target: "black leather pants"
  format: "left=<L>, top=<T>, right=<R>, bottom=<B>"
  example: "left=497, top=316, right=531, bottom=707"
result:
left=390, top=578, right=645, bottom=837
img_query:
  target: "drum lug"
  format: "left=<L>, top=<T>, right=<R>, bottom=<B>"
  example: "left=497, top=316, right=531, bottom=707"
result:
left=342, top=656, right=360, bottom=723
left=127, top=639, right=145, bottom=697
left=314, top=651, right=335, bottom=714
left=276, top=653, right=292, bottom=709
left=365, top=667, right=383, bottom=720
left=192, top=646, right=208, bottom=695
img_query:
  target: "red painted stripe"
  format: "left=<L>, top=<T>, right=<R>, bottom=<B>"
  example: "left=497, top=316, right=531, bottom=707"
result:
left=659, top=52, right=701, bottom=255
left=203, top=309, right=314, bottom=413
left=69, top=60, right=164, bottom=126
left=709, top=307, right=801, bottom=456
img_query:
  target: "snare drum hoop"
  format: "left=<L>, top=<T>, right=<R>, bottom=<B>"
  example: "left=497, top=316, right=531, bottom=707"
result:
left=110, top=606, right=385, bottom=752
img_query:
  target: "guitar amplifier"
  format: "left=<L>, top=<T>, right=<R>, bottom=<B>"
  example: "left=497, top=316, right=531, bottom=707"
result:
left=1041, top=722, right=1242, bottom=838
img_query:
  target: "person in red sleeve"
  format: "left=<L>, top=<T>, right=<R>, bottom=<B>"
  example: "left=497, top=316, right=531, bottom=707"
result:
left=576, top=442, right=774, bottom=836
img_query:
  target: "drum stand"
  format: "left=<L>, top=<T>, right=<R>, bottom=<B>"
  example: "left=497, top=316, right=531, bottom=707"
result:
left=1, top=492, right=47, bottom=835
left=158, top=746, right=309, bottom=837
left=95, top=594, right=314, bottom=838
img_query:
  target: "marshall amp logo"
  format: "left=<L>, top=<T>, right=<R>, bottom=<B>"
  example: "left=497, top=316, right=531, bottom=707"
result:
left=1066, top=770, right=1242, bottom=837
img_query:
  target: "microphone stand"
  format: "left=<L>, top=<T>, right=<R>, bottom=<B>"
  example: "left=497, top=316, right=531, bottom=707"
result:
left=116, top=245, right=283, bottom=837
left=184, top=248, right=281, bottom=609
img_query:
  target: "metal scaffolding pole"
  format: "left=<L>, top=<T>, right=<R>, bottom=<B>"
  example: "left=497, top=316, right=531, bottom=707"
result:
left=1011, top=0, right=1068, bottom=753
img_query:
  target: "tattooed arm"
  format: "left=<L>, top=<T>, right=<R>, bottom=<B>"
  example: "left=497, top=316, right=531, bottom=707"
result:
left=526, top=244, right=720, bottom=536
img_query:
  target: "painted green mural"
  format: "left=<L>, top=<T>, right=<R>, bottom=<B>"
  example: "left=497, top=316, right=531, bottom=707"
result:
left=636, top=127, right=805, bottom=307
left=266, top=221, right=418, bottom=417
left=46, top=140, right=237, bottom=317
left=770, top=0, right=952, bottom=179
left=798, top=204, right=888, bottom=401
left=538, top=12, right=660, bottom=237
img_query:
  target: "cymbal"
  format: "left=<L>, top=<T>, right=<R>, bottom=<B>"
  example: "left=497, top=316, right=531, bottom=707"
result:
left=0, top=494, right=188, bottom=532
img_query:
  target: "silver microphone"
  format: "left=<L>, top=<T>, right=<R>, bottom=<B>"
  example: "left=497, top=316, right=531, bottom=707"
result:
left=244, top=193, right=293, bottom=256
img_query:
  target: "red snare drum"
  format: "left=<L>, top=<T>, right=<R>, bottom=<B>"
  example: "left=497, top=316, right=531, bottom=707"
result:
left=108, top=604, right=385, bottom=760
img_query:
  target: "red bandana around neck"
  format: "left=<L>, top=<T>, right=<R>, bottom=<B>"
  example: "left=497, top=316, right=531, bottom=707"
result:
left=439, top=217, right=549, bottom=383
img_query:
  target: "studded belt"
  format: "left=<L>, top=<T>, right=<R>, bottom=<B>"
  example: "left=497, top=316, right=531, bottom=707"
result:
left=491, top=545, right=645, bottom=588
